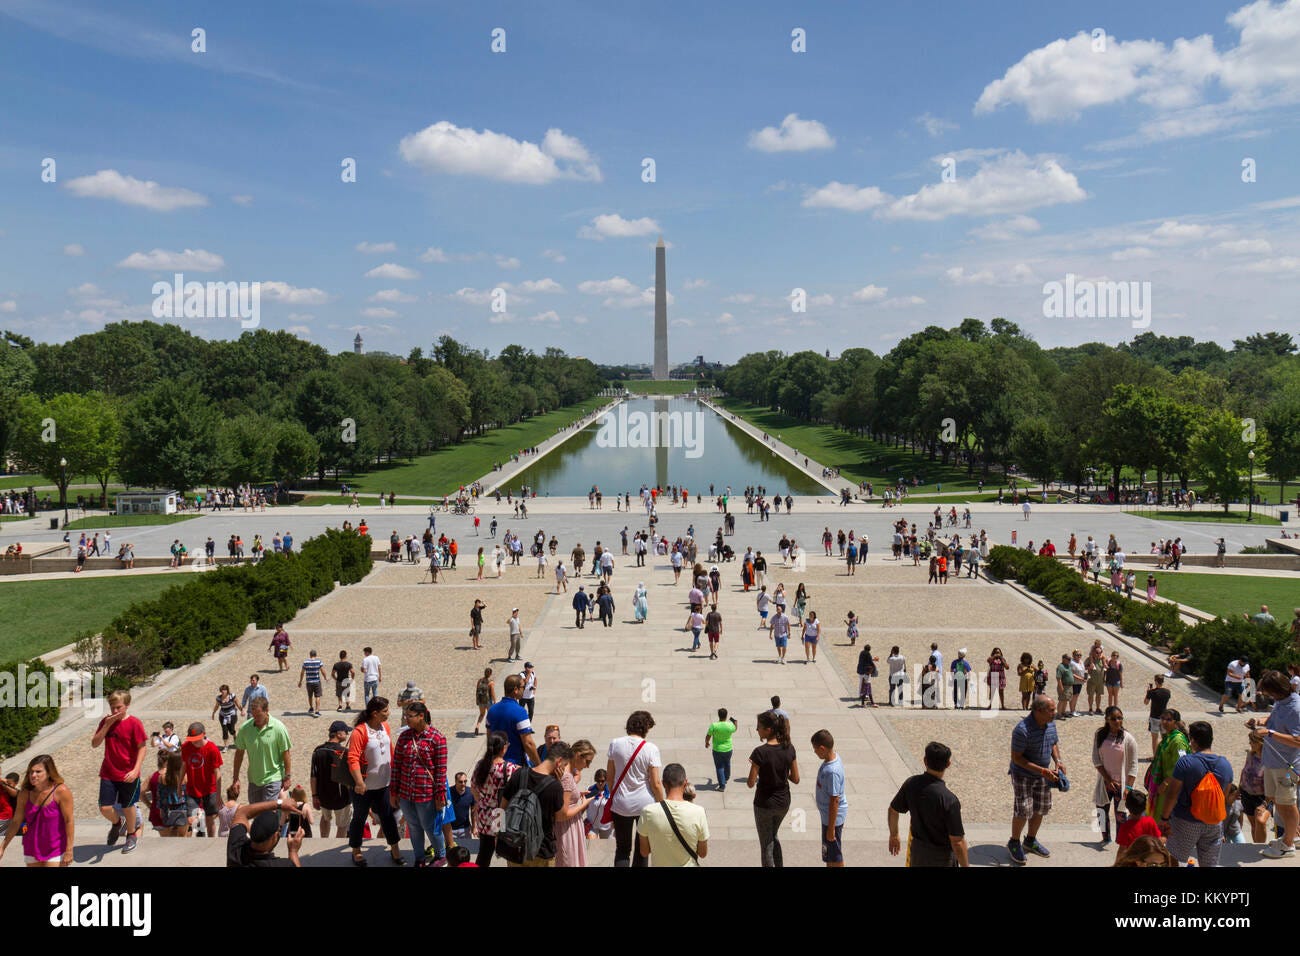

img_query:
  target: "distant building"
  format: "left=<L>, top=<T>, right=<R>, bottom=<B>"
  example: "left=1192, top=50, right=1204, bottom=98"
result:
left=354, top=333, right=363, bottom=354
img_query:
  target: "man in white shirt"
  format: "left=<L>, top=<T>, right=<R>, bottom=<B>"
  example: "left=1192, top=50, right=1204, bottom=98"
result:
left=1220, top=657, right=1251, bottom=714
left=638, top=763, right=708, bottom=867
left=361, top=647, right=382, bottom=704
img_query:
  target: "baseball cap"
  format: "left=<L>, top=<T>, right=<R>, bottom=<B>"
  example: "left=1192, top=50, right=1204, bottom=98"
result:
left=512, top=607, right=520, bottom=612
left=329, top=720, right=350, bottom=735
left=249, top=812, right=281, bottom=843
left=524, top=662, right=533, bottom=669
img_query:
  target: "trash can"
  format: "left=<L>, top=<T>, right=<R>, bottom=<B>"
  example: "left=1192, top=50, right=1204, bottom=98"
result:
left=1281, top=509, right=1290, bottom=523
left=49, top=518, right=59, bottom=530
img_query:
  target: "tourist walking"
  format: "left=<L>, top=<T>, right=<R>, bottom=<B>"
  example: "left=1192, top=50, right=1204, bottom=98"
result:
left=232, top=698, right=291, bottom=804
left=519, top=662, right=538, bottom=721
left=888, top=742, right=968, bottom=867
left=606, top=711, right=664, bottom=867
left=801, top=611, right=821, bottom=663
left=506, top=608, right=524, bottom=662
left=345, top=697, right=404, bottom=866
left=92, top=689, right=147, bottom=854
left=332, top=651, right=355, bottom=712
left=887, top=646, right=908, bottom=706
left=470, top=599, right=485, bottom=650
left=390, top=701, right=448, bottom=866
left=474, top=667, right=495, bottom=735
left=706, top=709, right=739, bottom=791
left=1162, top=721, right=1232, bottom=867
left=212, top=684, right=241, bottom=749
left=1007, top=695, right=1065, bottom=865
left=1143, top=675, right=1171, bottom=760
left=309, top=721, right=352, bottom=837
left=1150, top=709, right=1190, bottom=822
left=747, top=710, right=799, bottom=867
left=638, top=763, right=710, bottom=866
left=597, top=586, right=616, bottom=626
left=685, top=604, right=705, bottom=652
left=555, top=739, right=597, bottom=867
left=361, top=646, right=382, bottom=704
left=705, top=605, right=723, bottom=659
left=633, top=581, right=649, bottom=622
left=857, top=645, right=878, bottom=707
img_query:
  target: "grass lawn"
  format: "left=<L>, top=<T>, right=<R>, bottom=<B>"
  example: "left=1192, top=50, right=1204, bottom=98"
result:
left=308, top=396, right=609, bottom=497
left=718, top=399, right=984, bottom=490
left=1152, top=573, right=1299, bottom=621
left=1125, top=509, right=1281, bottom=526
left=621, top=380, right=707, bottom=395
left=63, top=513, right=200, bottom=530
left=0, top=574, right=184, bottom=660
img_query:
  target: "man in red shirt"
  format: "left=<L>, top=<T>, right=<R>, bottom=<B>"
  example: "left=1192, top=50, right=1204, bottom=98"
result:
left=91, top=689, right=148, bottom=853
left=182, top=722, right=225, bottom=838
left=1042, top=539, right=1057, bottom=557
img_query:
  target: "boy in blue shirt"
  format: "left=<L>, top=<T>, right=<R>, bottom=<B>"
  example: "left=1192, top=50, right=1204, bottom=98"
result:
left=812, top=729, right=847, bottom=868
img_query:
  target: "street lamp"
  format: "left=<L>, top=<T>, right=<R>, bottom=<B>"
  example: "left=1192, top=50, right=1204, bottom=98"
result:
left=59, top=457, right=68, bottom=528
left=1247, top=450, right=1255, bottom=523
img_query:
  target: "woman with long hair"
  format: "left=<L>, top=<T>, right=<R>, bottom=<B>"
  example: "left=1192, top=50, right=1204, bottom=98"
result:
left=793, top=584, right=808, bottom=626
left=346, top=696, right=403, bottom=866
left=470, top=731, right=518, bottom=867
left=1149, top=709, right=1190, bottom=825
left=801, top=610, right=821, bottom=663
left=473, top=667, right=494, bottom=735
left=0, top=754, right=74, bottom=866
left=987, top=647, right=1008, bottom=711
left=1104, top=651, right=1124, bottom=709
left=1113, top=835, right=1176, bottom=867
left=1017, top=653, right=1035, bottom=710
left=1092, top=706, right=1138, bottom=844
left=211, top=683, right=241, bottom=749
left=1085, top=644, right=1106, bottom=716
left=746, top=710, right=800, bottom=867
left=606, top=710, right=664, bottom=867
left=555, top=739, right=597, bottom=867
left=157, top=753, right=190, bottom=837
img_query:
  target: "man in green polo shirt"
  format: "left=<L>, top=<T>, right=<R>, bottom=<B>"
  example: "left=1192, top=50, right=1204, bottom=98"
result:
left=232, top=698, right=292, bottom=803
left=705, top=708, right=739, bottom=792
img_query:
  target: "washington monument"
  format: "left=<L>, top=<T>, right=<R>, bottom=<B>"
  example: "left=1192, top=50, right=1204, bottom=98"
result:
left=653, top=235, right=668, bottom=379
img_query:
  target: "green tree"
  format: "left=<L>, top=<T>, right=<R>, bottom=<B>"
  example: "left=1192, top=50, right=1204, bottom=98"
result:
left=215, top=413, right=277, bottom=486
left=270, top=421, right=320, bottom=481
left=1010, top=417, right=1066, bottom=494
left=0, top=336, right=36, bottom=460
left=1190, top=410, right=1252, bottom=513
left=10, top=392, right=121, bottom=508
left=118, top=381, right=220, bottom=491
left=1261, top=392, right=1300, bottom=504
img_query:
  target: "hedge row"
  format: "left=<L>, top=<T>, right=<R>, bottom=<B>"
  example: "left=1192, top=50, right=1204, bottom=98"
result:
left=102, top=528, right=373, bottom=684
left=985, top=545, right=1297, bottom=692
left=0, top=659, right=60, bottom=757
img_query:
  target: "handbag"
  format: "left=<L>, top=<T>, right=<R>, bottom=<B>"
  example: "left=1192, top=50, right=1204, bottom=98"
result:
left=600, top=739, right=647, bottom=826
left=658, top=800, right=699, bottom=864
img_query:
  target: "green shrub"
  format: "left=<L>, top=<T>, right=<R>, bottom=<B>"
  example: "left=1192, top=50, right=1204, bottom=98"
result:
left=1183, top=617, right=1296, bottom=689
left=0, top=659, right=61, bottom=757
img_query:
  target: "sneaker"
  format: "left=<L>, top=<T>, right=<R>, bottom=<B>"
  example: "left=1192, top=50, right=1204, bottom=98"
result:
left=123, top=833, right=138, bottom=854
left=1263, top=842, right=1296, bottom=859
left=107, top=817, right=124, bottom=846
left=1023, top=836, right=1051, bottom=858
left=1008, top=839, right=1026, bottom=866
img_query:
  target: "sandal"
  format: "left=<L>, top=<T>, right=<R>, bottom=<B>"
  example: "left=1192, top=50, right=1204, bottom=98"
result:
left=352, top=853, right=368, bottom=867
left=390, top=852, right=406, bottom=866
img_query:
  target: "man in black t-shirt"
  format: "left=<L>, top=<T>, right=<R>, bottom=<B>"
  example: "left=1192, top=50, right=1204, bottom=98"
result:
left=888, top=741, right=967, bottom=867
left=331, top=651, right=354, bottom=712
left=1143, top=675, right=1173, bottom=760
left=309, top=721, right=353, bottom=837
left=499, top=742, right=571, bottom=866
left=226, top=798, right=303, bottom=867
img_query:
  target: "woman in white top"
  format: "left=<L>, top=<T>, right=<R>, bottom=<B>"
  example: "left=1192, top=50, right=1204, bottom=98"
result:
left=346, top=696, right=403, bottom=866
left=801, top=611, right=821, bottom=663
left=1092, top=706, right=1138, bottom=845
left=887, top=646, right=908, bottom=706
left=605, top=710, right=664, bottom=867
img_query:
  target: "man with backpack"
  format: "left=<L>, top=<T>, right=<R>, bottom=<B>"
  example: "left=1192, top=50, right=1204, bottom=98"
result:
left=310, top=721, right=353, bottom=837
left=497, top=741, right=571, bottom=867
left=1161, top=721, right=1232, bottom=867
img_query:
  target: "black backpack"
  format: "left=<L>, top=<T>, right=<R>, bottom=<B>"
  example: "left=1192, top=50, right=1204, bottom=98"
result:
left=497, top=770, right=555, bottom=864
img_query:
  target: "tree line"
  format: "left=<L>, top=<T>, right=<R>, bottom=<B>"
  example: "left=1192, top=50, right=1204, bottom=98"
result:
left=723, top=321, right=1300, bottom=505
left=0, top=323, right=603, bottom=499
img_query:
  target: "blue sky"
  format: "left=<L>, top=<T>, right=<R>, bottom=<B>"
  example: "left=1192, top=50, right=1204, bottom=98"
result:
left=1, top=0, right=1297, bottom=363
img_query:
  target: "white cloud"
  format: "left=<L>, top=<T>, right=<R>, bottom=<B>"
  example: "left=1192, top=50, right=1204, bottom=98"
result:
left=1254, top=195, right=1300, bottom=210
left=511, top=278, right=564, bottom=294
left=802, top=182, right=890, bottom=212
left=579, top=213, right=661, bottom=240
left=495, top=255, right=521, bottom=270
left=880, top=151, right=1085, bottom=221
left=1242, top=256, right=1300, bottom=274
left=809, top=293, right=835, bottom=307
left=528, top=309, right=560, bottom=324
left=364, top=263, right=419, bottom=280
left=362, top=307, right=399, bottom=319
left=882, top=295, right=927, bottom=307
left=1149, top=220, right=1211, bottom=243
left=968, top=215, right=1041, bottom=241
left=578, top=277, right=641, bottom=296
left=63, top=243, right=85, bottom=256
left=944, top=266, right=997, bottom=285
left=356, top=241, right=397, bottom=254
left=682, top=278, right=709, bottom=290
left=231, top=194, right=254, bottom=206
left=572, top=315, right=589, bottom=325
left=399, top=121, right=602, bottom=184
left=68, top=282, right=102, bottom=298
left=260, top=281, right=331, bottom=305
left=917, top=113, right=959, bottom=136
left=65, top=169, right=208, bottom=212
left=117, top=248, right=225, bottom=272
left=286, top=325, right=312, bottom=337
left=670, top=318, right=695, bottom=328
left=0, top=300, right=15, bottom=313
left=748, top=113, right=836, bottom=152
left=1213, top=238, right=1273, bottom=255
left=419, top=247, right=452, bottom=263
left=851, top=285, right=888, bottom=302
left=451, top=288, right=495, bottom=305
left=370, top=289, right=418, bottom=303
left=286, top=313, right=313, bottom=322
left=542, top=248, right=567, bottom=263
left=718, top=312, right=736, bottom=325
left=1110, top=247, right=1157, bottom=260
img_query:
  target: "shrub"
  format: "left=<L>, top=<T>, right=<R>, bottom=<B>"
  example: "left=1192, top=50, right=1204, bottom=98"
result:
left=0, top=659, right=61, bottom=757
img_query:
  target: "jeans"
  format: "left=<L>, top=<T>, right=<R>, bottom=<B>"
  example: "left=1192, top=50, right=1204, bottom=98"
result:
left=712, top=751, right=733, bottom=788
left=754, top=803, right=789, bottom=867
left=348, top=786, right=400, bottom=849
left=575, top=610, right=586, bottom=628
left=522, top=698, right=535, bottom=720
left=691, top=627, right=701, bottom=650
left=612, top=811, right=647, bottom=867
left=400, top=797, right=445, bottom=861
left=364, top=680, right=379, bottom=704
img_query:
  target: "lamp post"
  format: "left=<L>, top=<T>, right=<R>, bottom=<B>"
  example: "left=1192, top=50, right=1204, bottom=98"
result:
left=59, top=457, right=68, bottom=528
left=1247, top=450, right=1255, bottom=522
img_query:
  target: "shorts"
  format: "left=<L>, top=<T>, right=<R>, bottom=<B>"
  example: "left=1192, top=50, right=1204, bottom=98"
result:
left=774, top=636, right=788, bottom=649
left=1148, top=717, right=1163, bottom=734
left=1012, top=774, right=1053, bottom=819
left=98, top=777, right=141, bottom=810
left=187, top=792, right=222, bottom=817
left=1264, top=767, right=1299, bottom=805
left=821, top=824, right=844, bottom=863
left=1241, top=790, right=1266, bottom=817
left=161, top=807, right=189, bottom=829
left=274, top=648, right=288, bottom=659
left=1224, top=681, right=1243, bottom=700
left=320, top=803, right=353, bottom=832
left=306, top=681, right=322, bottom=697
left=759, top=610, right=768, bottom=621
left=803, top=635, right=818, bottom=645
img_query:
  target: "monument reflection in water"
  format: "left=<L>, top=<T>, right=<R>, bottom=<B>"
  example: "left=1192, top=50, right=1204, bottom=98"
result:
left=509, top=397, right=824, bottom=496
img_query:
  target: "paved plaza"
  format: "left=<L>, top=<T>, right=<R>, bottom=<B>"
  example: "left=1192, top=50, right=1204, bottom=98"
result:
left=4, top=497, right=1293, bottom=867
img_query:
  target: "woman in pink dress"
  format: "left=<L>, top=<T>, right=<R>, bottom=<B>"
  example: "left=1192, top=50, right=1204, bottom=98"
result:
left=0, top=754, right=74, bottom=867
left=555, top=739, right=597, bottom=867
left=469, top=732, right=517, bottom=868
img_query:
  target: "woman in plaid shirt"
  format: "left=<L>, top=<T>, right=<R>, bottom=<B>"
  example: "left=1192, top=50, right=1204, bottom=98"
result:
left=390, top=702, right=448, bottom=867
